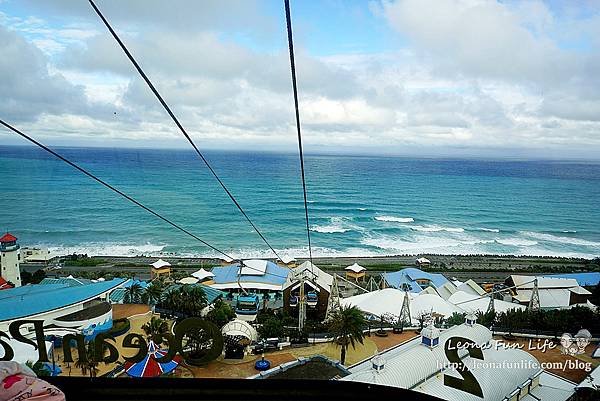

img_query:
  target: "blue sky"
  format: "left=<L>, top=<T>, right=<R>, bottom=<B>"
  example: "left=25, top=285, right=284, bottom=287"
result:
left=1, top=0, right=600, bottom=159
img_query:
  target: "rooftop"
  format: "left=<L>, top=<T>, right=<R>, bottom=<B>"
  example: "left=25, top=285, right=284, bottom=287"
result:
left=210, top=261, right=289, bottom=291
left=384, top=268, right=449, bottom=292
left=0, top=278, right=126, bottom=322
left=0, top=233, right=17, bottom=243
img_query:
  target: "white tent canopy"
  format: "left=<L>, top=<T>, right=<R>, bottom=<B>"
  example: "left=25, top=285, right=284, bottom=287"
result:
left=178, top=277, right=199, bottom=285
left=191, top=268, right=215, bottom=281
left=345, top=263, right=366, bottom=273
left=279, top=255, right=296, bottom=264
left=341, top=288, right=462, bottom=324
left=151, top=259, right=171, bottom=269
left=448, top=291, right=525, bottom=314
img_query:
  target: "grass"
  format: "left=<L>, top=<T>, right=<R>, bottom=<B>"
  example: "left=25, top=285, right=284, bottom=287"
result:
left=64, top=257, right=107, bottom=267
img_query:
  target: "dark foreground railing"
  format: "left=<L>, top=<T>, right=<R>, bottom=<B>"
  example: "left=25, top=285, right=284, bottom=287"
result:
left=46, top=377, right=444, bottom=401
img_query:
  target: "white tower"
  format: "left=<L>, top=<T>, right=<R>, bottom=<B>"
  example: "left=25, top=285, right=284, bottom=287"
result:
left=0, top=233, right=21, bottom=287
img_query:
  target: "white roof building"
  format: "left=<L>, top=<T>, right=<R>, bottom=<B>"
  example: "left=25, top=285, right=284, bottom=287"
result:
left=448, top=291, right=525, bottom=315
left=345, top=263, right=367, bottom=274
left=191, top=268, right=215, bottom=281
left=151, top=259, right=171, bottom=269
left=279, top=255, right=296, bottom=264
left=284, top=261, right=333, bottom=293
left=342, top=321, right=576, bottom=401
left=340, top=288, right=462, bottom=325
left=507, top=275, right=592, bottom=309
left=457, top=279, right=487, bottom=297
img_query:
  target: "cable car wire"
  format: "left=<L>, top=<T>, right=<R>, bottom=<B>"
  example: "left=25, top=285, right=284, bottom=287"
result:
left=88, top=0, right=282, bottom=261
left=0, top=119, right=234, bottom=260
left=284, top=0, right=314, bottom=267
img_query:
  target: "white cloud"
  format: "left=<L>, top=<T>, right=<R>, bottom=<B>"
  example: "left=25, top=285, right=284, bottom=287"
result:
left=1, top=0, right=599, bottom=159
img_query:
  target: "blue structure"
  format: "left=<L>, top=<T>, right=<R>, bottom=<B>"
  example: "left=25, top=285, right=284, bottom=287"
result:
left=544, top=273, right=600, bottom=287
left=39, top=277, right=94, bottom=287
left=255, top=358, right=271, bottom=371
left=235, top=294, right=260, bottom=316
left=210, top=261, right=289, bottom=291
left=383, top=268, right=449, bottom=293
left=0, top=278, right=126, bottom=322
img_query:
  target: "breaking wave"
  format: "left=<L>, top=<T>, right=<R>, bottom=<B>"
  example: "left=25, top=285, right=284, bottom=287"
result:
left=375, top=216, right=414, bottom=223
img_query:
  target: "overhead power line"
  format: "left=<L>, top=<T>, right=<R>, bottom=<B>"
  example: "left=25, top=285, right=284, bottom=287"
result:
left=88, top=0, right=282, bottom=261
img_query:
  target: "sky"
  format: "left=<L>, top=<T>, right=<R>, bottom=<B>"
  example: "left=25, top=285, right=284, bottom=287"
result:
left=1, top=0, right=600, bottom=159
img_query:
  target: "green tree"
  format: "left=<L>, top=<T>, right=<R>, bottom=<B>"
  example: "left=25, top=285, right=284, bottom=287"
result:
left=124, top=283, right=144, bottom=304
left=143, top=281, right=164, bottom=305
left=258, top=316, right=285, bottom=339
left=160, top=285, right=208, bottom=317
left=142, top=316, right=169, bottom=345
left=445, top=312, right=466, bottom=328
left=327, top=305, right=366, bottom=365
left=206, top=298, right=235, bottom=328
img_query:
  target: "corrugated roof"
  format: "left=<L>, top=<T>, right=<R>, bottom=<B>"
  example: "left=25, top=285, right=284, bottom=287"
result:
left=210, top=261, right=289, bottom=290
left=0, top=278, right=126, bottom=322
left=39, top=277, right=94, bottom=287
left=343, top=323, right=574, bottom=401
left=344, top=322, right=492, bottom=388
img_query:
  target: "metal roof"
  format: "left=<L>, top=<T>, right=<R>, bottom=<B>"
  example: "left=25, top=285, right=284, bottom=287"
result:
left=344, top=322, right=492, bottom=388
left=0, top=278, right=126, bottom=322
left=210, top=261, right=289, bottom=290
left=343, top=323, right=575, bottom=401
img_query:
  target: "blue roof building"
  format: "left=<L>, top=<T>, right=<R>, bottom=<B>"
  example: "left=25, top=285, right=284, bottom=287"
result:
left=0, top=278, right=126, bottom=324
left=383, top=268, right=449, bottom=293
left=210, top=260, right=289, bottom=292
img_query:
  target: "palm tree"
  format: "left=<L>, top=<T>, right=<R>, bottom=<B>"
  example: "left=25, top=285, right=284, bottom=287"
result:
left=143, top=281, right=164, bottom=305
left=327, top=305, right=366, bottom=365
left=124, top=282, right=144, bottom=304
left=142, top=316, right=169, bottom=345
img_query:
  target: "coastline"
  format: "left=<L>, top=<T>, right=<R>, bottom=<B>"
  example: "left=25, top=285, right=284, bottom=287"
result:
left=24, top=253, right=599, bottom=282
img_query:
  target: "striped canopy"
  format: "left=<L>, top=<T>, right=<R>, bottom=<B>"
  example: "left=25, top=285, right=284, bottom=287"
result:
left=124, top=340, right=181, bottom=377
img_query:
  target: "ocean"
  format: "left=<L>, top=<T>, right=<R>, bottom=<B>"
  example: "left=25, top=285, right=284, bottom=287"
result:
left=1, top=145, right=599, bottom=259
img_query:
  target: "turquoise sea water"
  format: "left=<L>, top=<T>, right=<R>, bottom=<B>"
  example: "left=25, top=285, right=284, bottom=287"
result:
left=1, top=145, right=599, bottom=259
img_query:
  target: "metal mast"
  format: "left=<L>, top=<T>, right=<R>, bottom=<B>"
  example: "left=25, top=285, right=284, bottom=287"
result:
left=528, top=278, right=541, bottom=311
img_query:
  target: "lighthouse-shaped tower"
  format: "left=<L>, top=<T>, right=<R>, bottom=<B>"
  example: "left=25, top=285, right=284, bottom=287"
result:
left=0, top=233, right=21, bottom=287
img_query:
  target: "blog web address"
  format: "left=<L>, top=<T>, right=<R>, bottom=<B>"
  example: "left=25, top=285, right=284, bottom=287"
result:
left=437, top=359, right=593, bottom=373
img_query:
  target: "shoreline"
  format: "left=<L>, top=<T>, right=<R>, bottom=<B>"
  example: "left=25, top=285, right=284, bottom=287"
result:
left=25, top=253, right=599, bottom=278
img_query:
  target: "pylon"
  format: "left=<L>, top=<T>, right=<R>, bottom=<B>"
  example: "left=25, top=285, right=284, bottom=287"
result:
left=528, top=278, right=540, bottom=311
left=398, top=291, right=411, bottom=327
